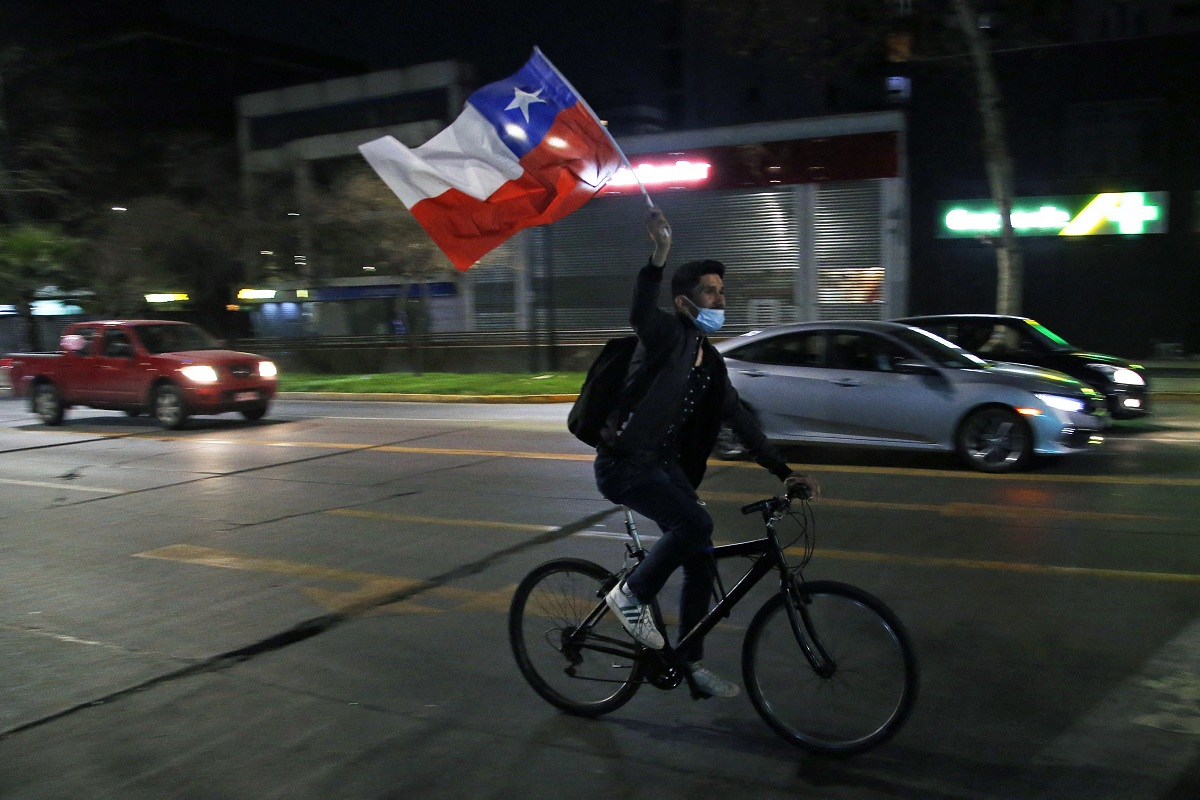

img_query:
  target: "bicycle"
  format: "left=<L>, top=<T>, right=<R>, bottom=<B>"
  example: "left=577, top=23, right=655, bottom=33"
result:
left=508, top=488, right=919, bottom=756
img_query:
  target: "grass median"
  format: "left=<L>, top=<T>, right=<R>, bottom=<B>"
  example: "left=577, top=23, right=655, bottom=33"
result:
left=277, top=371, right=587, bottom=396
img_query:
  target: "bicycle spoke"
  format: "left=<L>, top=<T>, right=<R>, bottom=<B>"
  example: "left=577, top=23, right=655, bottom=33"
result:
left=509, top=559, right=643, bottom=715
left=743, top=581, right=918, bottom=755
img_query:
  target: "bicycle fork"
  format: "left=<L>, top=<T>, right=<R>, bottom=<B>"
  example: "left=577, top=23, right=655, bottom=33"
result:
left=782, top=576, right=837, bottom=679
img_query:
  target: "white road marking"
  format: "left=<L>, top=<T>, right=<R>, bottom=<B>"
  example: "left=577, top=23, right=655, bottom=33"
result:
left=1033, top=617, right=1200, bottom=797
left=0, top=478, right=127, bottom=495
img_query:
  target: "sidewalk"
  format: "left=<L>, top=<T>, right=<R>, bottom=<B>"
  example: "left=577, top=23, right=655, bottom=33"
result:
left=1143, top=359, right=1200, bottom=402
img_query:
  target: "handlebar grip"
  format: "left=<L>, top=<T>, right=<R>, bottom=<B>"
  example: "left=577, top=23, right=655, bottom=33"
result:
left=740, top=498, right=772, bottom=515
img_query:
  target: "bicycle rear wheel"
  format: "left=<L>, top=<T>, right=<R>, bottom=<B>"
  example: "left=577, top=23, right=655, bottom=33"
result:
left=743, top=580, right=918, bottom=755
left=509, top=558, right=643, bottom=717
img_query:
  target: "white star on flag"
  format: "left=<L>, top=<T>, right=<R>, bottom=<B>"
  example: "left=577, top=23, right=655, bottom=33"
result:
left=505, top=87, right=546, bottom=123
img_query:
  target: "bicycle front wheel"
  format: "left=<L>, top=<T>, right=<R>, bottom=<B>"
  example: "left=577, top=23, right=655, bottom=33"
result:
left=743, top=580, right=918, bottom=755
left=509, top=558, right=643, bottom=717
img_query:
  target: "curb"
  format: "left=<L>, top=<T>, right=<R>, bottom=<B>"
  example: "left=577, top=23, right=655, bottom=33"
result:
left=280, top=391, right=1200, bottom=405
left=3, top=388, right=1196, bottom=405
left=280, top=391, right=577, bottom=404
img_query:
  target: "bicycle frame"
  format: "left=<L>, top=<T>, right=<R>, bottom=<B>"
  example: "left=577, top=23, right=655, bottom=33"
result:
left=609, top=501, right=837, bottom=694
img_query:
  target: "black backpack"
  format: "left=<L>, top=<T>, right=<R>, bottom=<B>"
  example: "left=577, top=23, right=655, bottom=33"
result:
left=567, top=336, right=640, bottom=447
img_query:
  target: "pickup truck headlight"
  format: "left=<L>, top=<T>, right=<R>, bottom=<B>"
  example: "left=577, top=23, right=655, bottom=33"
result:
left=1034, top=392, right=1086, bottom=413
left=180, top=365, right=219, bottom=384
left=258, top=361, right=278, bottom=378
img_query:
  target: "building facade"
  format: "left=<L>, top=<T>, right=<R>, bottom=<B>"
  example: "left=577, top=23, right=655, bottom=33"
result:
left=906, top=29, right=1200, bottom=356
left=235, top=68, right=907, bottom=356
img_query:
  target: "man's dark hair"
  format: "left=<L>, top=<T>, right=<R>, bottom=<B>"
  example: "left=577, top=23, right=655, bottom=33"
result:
left=671, top=259, right=725, bottom=297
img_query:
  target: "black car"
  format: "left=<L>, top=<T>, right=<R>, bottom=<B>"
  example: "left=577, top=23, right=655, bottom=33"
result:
left=895, top=314, right=1149, bottom=419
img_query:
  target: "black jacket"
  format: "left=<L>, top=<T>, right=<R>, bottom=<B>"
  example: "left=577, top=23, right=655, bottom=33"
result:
left=599, top=259, right=793, bottom=488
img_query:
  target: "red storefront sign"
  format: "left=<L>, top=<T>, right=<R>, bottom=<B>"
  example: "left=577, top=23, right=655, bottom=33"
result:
left=600, top=131, right=899, bottom=196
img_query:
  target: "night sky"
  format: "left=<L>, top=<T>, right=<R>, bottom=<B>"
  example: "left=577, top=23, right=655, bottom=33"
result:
left=161, top=0, right=671, bottom=107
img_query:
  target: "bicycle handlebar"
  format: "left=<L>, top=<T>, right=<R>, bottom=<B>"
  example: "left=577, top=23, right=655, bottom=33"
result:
left=740, top=485, right=811, bottom=516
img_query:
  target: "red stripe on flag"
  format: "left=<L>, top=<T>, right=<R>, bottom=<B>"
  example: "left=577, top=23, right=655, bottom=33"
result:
left=410, top=103, right=621, bottom=270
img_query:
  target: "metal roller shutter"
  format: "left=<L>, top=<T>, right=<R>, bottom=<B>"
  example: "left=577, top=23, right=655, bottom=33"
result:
left=531, top=189, right=801, bottom=332
left=468, top=180, right=889, bottom=332
left=814, top=181, right=884, bottom=320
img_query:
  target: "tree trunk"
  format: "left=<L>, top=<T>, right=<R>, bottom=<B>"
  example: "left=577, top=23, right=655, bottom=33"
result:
left=951, top=0, right=1022, bottom=315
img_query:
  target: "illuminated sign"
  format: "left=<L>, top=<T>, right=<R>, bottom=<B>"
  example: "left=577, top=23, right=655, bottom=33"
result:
left=145, top=293, right=189, bottom=303
left=237, top=288, right=277, bottom=300
left=938, top=192, right=1167, bottom=237
left=605, top=160, right=712, bottom=190
left=596, top=132, right=899, bottom=196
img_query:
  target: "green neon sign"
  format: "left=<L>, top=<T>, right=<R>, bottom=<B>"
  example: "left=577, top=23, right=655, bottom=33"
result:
left=938, top=192, right=1167, bottom=238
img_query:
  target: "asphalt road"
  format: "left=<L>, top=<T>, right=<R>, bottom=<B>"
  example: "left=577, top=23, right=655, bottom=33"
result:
left=1, top=396, right=1198, bottom=800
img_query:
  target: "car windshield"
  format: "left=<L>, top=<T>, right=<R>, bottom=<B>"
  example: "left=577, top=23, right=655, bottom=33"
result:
left=1024, top=319, right=1076, bottom=353
left=892, top=326, right=989, bottom=369
left=134, top=323, right=220, bottom=354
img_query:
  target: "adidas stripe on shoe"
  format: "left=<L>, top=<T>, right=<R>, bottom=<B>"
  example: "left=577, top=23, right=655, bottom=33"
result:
left=605, top=581, right=665, bottom=650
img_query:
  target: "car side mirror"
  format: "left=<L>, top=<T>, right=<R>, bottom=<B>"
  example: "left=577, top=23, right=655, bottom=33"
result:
left=894, top=359, right=938, bottom=376
left=60, top=334, right=87, bottom=353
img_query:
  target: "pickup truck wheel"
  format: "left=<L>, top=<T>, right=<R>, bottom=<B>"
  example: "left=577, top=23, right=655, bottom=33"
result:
left=240, top=403, right=269, bottom=421
left=153, top=385, right=188, bottom=430
left=33, top=383, right=65, bottom=426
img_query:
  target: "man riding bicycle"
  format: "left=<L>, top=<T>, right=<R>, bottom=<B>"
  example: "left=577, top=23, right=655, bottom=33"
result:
left=595, top=208, right=820, bottom=698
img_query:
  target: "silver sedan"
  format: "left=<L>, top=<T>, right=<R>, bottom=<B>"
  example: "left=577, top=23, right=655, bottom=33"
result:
left=715, top=321, right=1106, bottom=473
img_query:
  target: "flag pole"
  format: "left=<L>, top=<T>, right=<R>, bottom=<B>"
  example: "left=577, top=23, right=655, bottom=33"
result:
left=534, top=46, right=654, bottom=209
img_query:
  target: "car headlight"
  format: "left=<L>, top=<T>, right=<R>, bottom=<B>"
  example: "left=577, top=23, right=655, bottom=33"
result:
left=1089, top=363, right=1145, bottom=386
left=1034, top=392, right=1086, bottom=413
left=179, top=365, right=219, bottom=383
left=258, top=361, right=278, bottom=378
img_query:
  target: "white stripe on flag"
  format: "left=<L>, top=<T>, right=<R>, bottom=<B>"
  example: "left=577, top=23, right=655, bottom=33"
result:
left=359, top=106, right=522, bottom=208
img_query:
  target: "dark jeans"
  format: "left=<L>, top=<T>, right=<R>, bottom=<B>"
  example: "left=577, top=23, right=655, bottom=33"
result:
left=594, top=453, right=715, bottom=662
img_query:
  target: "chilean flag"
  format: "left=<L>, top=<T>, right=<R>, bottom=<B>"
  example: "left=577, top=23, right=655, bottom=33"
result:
left=359, top=48, right=623, bottom=270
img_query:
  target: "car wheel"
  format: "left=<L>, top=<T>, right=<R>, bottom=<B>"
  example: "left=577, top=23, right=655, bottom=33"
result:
left=153, top=384, right=188, bottom=430
left=32, top=382, right=64, bottom=426
left=240, top=403, right=269, bottom=422
left=955, top=406, right=1031, bottom=473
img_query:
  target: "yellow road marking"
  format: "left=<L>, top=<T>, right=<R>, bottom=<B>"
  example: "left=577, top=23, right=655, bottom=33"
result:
left=807, top=547, right=1200, bottom=584
left=137, top=527, right=1200, bottom=623
left=35, top=428, right=1200, bottom=487
left=700, top=491, right=1178, bottom=523
left=378, top=445, right=594, bottom=461
left=135, top=544, right=515, bottom=616
left=326, top=508, right=558, bottom=532
left=709, top=457, right=1200, bottom=486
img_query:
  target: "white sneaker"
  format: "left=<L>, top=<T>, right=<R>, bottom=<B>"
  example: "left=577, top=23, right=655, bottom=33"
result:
left=605, top=581, right=665, bottom=650
left=689, top=661, right=740, bottom=698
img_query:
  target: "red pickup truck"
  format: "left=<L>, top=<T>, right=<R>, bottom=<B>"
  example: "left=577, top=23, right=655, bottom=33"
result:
left=7, top=320, right=278, bottom=429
